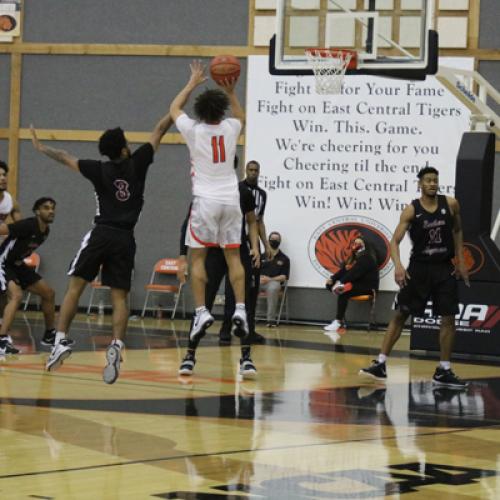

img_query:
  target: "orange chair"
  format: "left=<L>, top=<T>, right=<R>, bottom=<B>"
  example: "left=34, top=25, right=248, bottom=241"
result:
left=348, top=290, right=377, bottom=331
left=141, top=258, right=185, bottom=319
left=22, top=252, right=41, bottom=311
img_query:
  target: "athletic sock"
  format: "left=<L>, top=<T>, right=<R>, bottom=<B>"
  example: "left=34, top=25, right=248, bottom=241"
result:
left=55, top=331, right=66, bottom=344
left=235, top=303, right=245, bottom=310
left=112, top=338, right=125, bottom=350
left=195, top=306, right=206, bottom=315
left=241, top=346, right=251, bottom=358
left=439, top=360, right=451, bottom=370
left=378, top=353, right=387, bottom=364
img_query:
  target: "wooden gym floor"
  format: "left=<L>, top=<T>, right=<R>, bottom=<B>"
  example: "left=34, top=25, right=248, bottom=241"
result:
left=1, top=312, right=500, bottom=499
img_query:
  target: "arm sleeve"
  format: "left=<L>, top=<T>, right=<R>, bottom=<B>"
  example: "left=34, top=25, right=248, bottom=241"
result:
left=7, top=218, right=36, bottom=239
left=342, top=255, right=377, bottom=283
left=179, top=205, right=191, bottom=256
left=78, top=159, right=102, bottom=182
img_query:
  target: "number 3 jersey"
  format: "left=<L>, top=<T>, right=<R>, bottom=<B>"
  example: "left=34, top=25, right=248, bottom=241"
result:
left=78, top=143, right=154, bottom=231
left=176, top=113, right=241, bottom=206
left=409, top=194, right=455, bottom=263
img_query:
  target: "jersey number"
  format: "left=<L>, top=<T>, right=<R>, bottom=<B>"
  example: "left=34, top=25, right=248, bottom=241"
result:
left=429, top=227, right=442, bottom=244
left=211, top=136, right=226, bottom=163
left=114, top=179, right=130, bottom=202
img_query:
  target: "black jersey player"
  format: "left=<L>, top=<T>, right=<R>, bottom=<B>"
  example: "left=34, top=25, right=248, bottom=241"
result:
left=30, top=108, right=172, bottom=384
left=359, top=167, right=469, bottom=389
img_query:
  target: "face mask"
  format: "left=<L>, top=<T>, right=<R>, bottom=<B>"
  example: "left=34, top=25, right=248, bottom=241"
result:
left=269, top=240, right=280, bottom=249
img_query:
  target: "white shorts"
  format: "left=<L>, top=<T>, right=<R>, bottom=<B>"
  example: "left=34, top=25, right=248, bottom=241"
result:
left=186, top=196, right=242, bottom=249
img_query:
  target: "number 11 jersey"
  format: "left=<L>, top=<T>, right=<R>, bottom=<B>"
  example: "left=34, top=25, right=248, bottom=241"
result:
left=176, top=113, right=241, bottom=206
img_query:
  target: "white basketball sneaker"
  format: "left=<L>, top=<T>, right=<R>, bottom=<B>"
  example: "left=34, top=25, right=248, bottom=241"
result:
left=324, top=319, right=343, bottom=332
left=189, top=308, right=214, bottom=342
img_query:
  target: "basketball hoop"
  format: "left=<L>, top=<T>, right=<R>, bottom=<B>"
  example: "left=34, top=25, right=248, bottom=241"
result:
left=305, top=49, right=357, bottom=95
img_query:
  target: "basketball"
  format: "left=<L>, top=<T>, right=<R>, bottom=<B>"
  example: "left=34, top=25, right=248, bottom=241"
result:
left=209, top=55, right=240, bottom=85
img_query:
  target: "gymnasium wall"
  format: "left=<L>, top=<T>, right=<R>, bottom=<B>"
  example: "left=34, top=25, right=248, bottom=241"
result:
left=0, top=0, right=498, bottom=324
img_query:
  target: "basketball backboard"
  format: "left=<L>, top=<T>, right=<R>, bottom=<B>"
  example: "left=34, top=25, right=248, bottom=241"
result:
left=270, top=0, right=438, bottom=80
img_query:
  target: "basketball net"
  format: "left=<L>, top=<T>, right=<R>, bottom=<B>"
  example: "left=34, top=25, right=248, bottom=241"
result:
left=305, top=49, right=354, bottom=95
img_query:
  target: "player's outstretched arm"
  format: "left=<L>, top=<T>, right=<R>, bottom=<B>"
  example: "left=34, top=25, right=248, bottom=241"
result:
left=449, top=197, right=470, bottom=287
left=390, top=204, right=414, bottom=287
left=30, top=125, right=79, bottom=172
left=219, top=78, right=245, bottom=128
left=246, top=210, right=260, bottom=268
left=169, top=60, right=207, bottom=121
left=149, top=112, right=173, bottom=152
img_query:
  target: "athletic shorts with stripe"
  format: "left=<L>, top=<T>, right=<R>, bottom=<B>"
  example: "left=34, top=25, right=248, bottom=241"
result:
left=394, top=260, right=459, bottom=317
left=68, top=224, right=136, bottom=291
left=0, top=263, right=41, bottom=292
left=186, top=196, right=242, bottom=249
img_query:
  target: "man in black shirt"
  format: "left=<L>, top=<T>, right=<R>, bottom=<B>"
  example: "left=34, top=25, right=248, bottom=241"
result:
left=259, top=232, right=290, bottom=327
left=359, top=167, right=469, bottom=388
left=30, top=108, right=172, bottom=384
left=177, top=183, right=260, bottom=378
left=234, top=160, right=272, bottom=342
left=0, top=198, right=57, bottom=355
left=324, top=236, right=379, bottom=334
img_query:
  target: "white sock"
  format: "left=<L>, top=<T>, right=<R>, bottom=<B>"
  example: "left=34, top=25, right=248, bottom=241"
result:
left=235, top=303, right=245, bottom=310
left=378, top=353, right=387, bottom=364
left=439, top=361, right=451, bottom=370
left=112, top=338, right=125, bottom=350
left=55, top=331, right=66, bottom=344
left=195, top=306, right=206, bottom=314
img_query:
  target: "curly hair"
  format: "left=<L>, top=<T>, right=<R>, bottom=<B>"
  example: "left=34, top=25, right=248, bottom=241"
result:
left=98, top=127, right=127, bottom=160
left=194, top=89, right=229, bottom=123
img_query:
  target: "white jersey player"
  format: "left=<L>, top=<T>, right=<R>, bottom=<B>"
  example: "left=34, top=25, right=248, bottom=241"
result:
left=0, top=161, right=21, bottom=224
left=170, top=60, right=249, bottom=350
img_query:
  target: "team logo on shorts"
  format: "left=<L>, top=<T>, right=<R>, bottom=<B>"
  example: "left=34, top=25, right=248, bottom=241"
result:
left=308, top=215, right=393, bottom=279
left=454, top=242, right=485, bottom=275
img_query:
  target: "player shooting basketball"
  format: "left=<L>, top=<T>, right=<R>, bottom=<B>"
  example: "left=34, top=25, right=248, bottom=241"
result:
left=359, top=167, right=470, bottom=389
left=169, top=60, right=249, bottom=368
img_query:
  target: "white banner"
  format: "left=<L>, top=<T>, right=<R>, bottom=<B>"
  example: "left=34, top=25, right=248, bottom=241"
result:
left=245, top=56, right=473, bottom=290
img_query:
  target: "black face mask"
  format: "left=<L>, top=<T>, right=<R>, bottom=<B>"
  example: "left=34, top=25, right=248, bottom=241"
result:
left=269, top=240, right=280, bottom=249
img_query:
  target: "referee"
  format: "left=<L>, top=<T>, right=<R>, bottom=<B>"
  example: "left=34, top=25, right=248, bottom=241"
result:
left=233, top=160, right=271, bottom=341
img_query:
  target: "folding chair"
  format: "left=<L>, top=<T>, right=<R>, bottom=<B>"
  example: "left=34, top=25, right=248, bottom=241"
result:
left=348, top=290, right=377, bottom=331
left=86, top=268, right=134, bottom=315
left=141, top=258, right=185, bottom=319
left=23, top=252, right=41, bottom=311
left=86, top=268, right=111, bottom=315
left=256, top=280, right=289, bottom=325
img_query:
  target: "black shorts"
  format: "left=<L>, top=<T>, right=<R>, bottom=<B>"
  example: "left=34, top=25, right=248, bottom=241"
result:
left=0, top=262, right=42, bottom=291
left=395, top=260, right=458, bottom=317
left=68, top=225, right=136, bottom=291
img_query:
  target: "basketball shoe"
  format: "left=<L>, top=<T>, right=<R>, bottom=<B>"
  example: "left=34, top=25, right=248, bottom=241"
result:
left=358, top=360, right=387, bottom=381
left=432, top=367, right=468, bottom=389
left=189, top=308, right=214, bottom=342
left=41, top=329, right=75, bottom=347
left=179, top=352, right=196, bottom=376
left=239, top=356, right=257, bottom=380
left=324, top=319, right=345, bottom=333
left=0, top=335, right=19, bottom=355
left=231, top=305, right=249, bottom=338
left=46, top=339, right=72, bottom=371
left=103, top=341, right=122, bottom=384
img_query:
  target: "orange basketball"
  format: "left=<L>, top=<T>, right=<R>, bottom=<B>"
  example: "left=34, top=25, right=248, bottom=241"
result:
left=209, top=55, right=241, bottom=85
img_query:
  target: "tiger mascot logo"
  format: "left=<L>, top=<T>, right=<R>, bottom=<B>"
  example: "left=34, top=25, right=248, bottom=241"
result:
left=308, top=216, right=393, bottom=279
